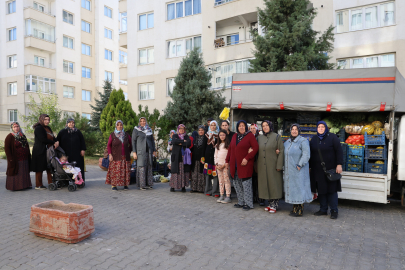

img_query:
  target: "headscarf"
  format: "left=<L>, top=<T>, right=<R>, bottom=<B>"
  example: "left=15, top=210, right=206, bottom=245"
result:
left=317, top=121, right=329, bottom=141
left=65, top=118, right=78, bottom=133
left=135, top=117, right=153, bottom=136
left=250, top=123, right=259, bottom=138
left=236, top=120, right=250, bottom=145
left=10, top=122, right=28, bottom=148
left=177, top=124, right=186, bottom=140
left=196, top=125, right=205, bottom=148
left=290, top=123, right=301, bottom=142
left=261, top=120, right=273, bottom=136
left=33, top=114, right=50, bottom=129
left=207, top=120, right=219, bottom=136
left=114, top=120, right=125, bottom=142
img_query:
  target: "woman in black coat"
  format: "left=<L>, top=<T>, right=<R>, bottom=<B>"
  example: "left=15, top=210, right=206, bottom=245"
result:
left=190, top=125, right=207, bottom=193
left=170, top=124, right=191, bottom=192
left=309, top=121, right=343, bottom=219
left=56, top=118, right=86, bottom=182
left=31, top=114, right=59, bottom=190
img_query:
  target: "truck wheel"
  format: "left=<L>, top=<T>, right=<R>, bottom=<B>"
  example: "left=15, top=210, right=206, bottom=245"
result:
left=401, top=186, right=405, bottom=207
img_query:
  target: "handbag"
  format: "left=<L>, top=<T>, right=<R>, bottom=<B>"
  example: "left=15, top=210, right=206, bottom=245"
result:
left=316, top=138, right=341, bottom=182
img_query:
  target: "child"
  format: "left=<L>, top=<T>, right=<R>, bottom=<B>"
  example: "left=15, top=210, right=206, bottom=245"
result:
left=214, top=130, right=231, bottom=203
left=59, top=155, right=84, bottom=185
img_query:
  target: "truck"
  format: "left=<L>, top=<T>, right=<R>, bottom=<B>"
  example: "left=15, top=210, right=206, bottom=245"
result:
left=230, top=67, right=405, bottom=205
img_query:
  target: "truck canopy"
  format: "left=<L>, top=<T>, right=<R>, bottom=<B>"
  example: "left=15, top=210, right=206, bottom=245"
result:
left=231, top=67, right=405, bottom=112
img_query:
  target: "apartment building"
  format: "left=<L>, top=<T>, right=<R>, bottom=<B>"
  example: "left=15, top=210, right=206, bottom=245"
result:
left=0, top=0, right=121, bottom=126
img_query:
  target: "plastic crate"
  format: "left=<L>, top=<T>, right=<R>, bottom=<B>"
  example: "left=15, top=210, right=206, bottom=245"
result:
left=364, top=160, right=387, bottom=174
left=300, top=126, right=317, bottom=132
left=281, top=136, right=289, bottom=142
left=364, top=132, right=386, bottom=145
left=347, top=145, right=364, bottom=156
left=346, top=163, right=363, bottom=172
left=301, top=134, right=316, bottom=141
left=337, top=128, right=346, bottom=142
left=347, top=155, right=363, bottom=164
left=364, top=146, right=387, bottom=159
left=341, top=143, right=347, bottom=163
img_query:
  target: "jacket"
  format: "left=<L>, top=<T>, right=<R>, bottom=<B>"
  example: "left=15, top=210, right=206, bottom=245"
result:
left=108, top=132, right=132, bottom=162
left=31, top=125, right=56, bottom=172
left=171, top=134, right=191, bottom=174
left=5, top=134, right=31, bottom=176
left=132, top=128, right=156, bottom=167
left=214, top=143, right=228, bottom=166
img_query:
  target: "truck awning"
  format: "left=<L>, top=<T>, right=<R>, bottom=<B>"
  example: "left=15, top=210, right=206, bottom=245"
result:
left=231, top=67, right=405, bottom=112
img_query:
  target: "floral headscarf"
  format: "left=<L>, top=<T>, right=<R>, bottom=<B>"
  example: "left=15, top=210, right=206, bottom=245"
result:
left=10, top=122, right=28, bottom=148
left=261, top=120, right=274, bottom=136
left=135, top=117, right=153, bottom=136
left=177, top=124, right=186, bottom=140
left=290, top=123, right=301, bottom=142
left=207, top=120, right=219, bottom=136
left=114, top=120, right=125, bottom=142
left=65, top=118, right=78, bottom=133
left=33, top=114, right=50, bottom=129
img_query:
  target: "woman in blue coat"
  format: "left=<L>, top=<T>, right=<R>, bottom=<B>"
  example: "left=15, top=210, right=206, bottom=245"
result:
left=284, top=124, right=312, bottom=216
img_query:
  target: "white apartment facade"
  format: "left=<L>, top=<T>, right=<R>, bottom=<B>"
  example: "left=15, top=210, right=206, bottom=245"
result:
left=0, top=0, right=121, bottom=127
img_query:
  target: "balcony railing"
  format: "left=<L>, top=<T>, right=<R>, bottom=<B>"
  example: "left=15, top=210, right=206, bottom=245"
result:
left=214, top=38, right=252, bottom=48
left=215, top=0, right=235, bottom=6
left=24, top=6, right=55, bottom=17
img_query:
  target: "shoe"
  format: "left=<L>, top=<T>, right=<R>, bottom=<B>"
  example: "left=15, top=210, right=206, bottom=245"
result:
left=217, top=196, right=224, bottom=203
left=268, top=207, right=276, bottom=214
left=264, top=207, right=271, bottom=212
left=242, top=205, right=252, bottom=211
left=234, top=204, right=243, bottom=208
left=330, top=210, right=338, bottom=219
left=214, top=195, right=220, bottom=198
left=170, top=188, right=175, bottom=192
left=314, top=210, right=327, bottom=216
left=206, top=194, right=211, bottom=196
left=35, top=186, right=47, bottom=190
left=222, top=197, right=232, bottom=204
left=147, top=186, right=153, bottom=189
left=290, top=205, right=303, bottom=217
left=290, top=205, right=298, bottom=215
left=111, top=186, right=118, bottom=191
left=124, top=186, right=129, bottom=191
left=181, top=187, right=186, bottom=193
left=140, top=187, right=147, bottom=191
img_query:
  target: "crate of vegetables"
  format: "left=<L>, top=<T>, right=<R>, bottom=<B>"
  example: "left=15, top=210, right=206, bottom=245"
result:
left=364, top=146, right=387, bottom=159
left=345, top=135, right=365, bottom=146
left=346, top=163, right=363, bottom=172
left=364, top=160, right=387, bottom=174
left=347, top=145, right=364, bottom=156
left=364, top=132, right=385, bottom=145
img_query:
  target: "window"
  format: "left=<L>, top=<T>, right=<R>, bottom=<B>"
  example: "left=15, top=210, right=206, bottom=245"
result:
left=139, top=13, right=154, bottom=30
left=381, top=54, right=395, bottom=67
left=365, top=56, right=378, bottom=68
left=63, top=60, right=74, bottom=73
left=351, top=9, right=362, bottom=31
left=63, top=86, right=74, bottom=98
left=7, top=1, right=16, bottom=14
left=336, top=10, right=349, bottom=33
left=7, top=55, right=17, bottom=68
left=105, top=71, right=113, bottom=82
left=81, top=0, right=91, bottom=11
left=8, top=110, right=17, bottom=122
left=365, top=6, right=378, bottom=29
left=215, top=0, right=235, bottom=6
left=167, top=78, right=175, bottom=96
left=337, top=53, right=396, bottom=69
left=104, top=28, right=112, bottom=39
left=209, top=59, right=251, bottom=90
left=8, top=82, right=17, bottom=96
left=81, top=20, right=91, bottom=33
left=167, top=36, right=201, bottom=58
left=119, top=50, right=127, bottom=64
left=34, top=56, right=45, bottom=67
left=120, top=12, right=127, bottom=32
left=63, top=11, right=73, bottom=24
left=8, top=27, right=16, bottom=41
left=139, top=83, right=154, bottom=100
left=139, top=48, right=154, bottom=64
left=25, top=75, right=56, bottom=93
left=352, top=58, right=363, bottom=69
left=34, top=2, right=45, bottom=12
left=104, top=6, right=112, bottom=18
left=82, top=67, right=91, bottom=78
left=63, top=111, right=75, bottom=118
left=82, top=90, right=91, bottom=101
left=82, top=113, right=91, bottom=120
left=105, top=49, right=113, bottom=61
left=63, top=36, right=74, bottom=49
left=167, top=0, right=200, bottom=20
left=81, top=43, right=91, bottom=56
left=26, top=19, right=55, bottom=42
left=337, top=60, right=349, bottom=69
left=124, top=93, right=128, bottom=101
left=381, top=2, right=395, bottom=26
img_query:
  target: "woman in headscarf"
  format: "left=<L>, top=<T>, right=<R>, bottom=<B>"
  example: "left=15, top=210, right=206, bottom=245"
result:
left=257, top=120, right=284, bottom=213
left=225, top=120, right=259, bottom=210
left=106, top=120, right=132, bottom=191
left=167, top=130, right=176, bottom=153
left=250, top=123, right=260, bottom=138
left=56, top=118, right=86, bottom=184
left=190, top=125, right=207, bottom=193
left=170, top=124, right=191, bottom=192
left=31, top=114, right=59, bottom=190
left=284, top=124, right=312, bottom=217
left=309, top=121, right=343, bottom=219
left=204, top=120, right=220, bottom=197
left=249, top=123, right=262, bottom=205
left=132, top=117, right=156, bottom=190
left=5, top=122, right=32, bottom=191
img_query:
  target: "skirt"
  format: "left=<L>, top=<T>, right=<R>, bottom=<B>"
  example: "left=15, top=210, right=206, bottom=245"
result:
left=191, top=161, right=205, bottom=192
left=170, top=162, right=189, bottom=189
left=105, top=157, right=131, bottom=186
left=137, top=158, right=153, bottom=188
left=6, top=160, right=32, bottom=191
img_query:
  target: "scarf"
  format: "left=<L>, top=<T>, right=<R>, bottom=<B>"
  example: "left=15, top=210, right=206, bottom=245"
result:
left=10, top=122, right=28, bottom=148
left=135, top=117, right=153, bottom=136
left=33, top=114, right=49, bottom=129
left=65, top=118, right=78, bottom=134
left=317, top=121, right=329, bottom=141
left=290, top=123, right=301, bottom=142
left=207, top=120, right=219, bottom=136
left=168, top=130, right=176, bottom=144
left=261, top=120, right=274, bottom=136
left=250, top=123, right=259, bottom=138
left=236, top=120, right=250, bottom=145
left=114, top=120, right=125, bottom=143
left=196, top=125, right=205, bottom=149
left=177, top=124, right=186, bottom=140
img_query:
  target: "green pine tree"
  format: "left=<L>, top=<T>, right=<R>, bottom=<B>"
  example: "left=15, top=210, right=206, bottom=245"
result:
left=90, top=80, right=113, bottom=130
left=249, top=0, right=335, bottom=72
left=165, top=47, right=225, bottom=131
left=99, top=89, right=137, bottom=139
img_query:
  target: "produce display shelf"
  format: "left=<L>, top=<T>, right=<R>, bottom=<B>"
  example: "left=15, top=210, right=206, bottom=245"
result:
left=347, top=145, right=365, bottom=156
left=364, top=146, right=387, bottom=159
left=364, top=132, right=386, bottom=145
left=364, top=160, right=387, bottom=174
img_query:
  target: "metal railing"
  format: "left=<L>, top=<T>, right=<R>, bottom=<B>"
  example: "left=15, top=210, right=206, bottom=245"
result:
left=23, top=6, right=55, bottom=17
left=214, top=38, right=252, bottom=48
left=25, top=63, right=56, bottom=69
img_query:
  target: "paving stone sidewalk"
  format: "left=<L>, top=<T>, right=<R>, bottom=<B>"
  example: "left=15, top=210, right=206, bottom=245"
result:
left=0, top=159, right=404, bottom=270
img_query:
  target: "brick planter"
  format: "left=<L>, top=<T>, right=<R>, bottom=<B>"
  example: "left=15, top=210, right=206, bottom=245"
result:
left=29, top=200, right=94, bottom=244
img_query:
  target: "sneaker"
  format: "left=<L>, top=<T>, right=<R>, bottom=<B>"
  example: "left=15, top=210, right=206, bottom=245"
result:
left=216, top=196, right=224, bottom=203
left=242, top=205, right=252, bottom=211
left=147, top=186, right=153, bottom=189
left=222, top=197, right=232, bottom=204
left=330, top=210, right=338, bottom=219
left=140, top=187, right=147, bottom=191
left=35, top=186, right=47, bottom=190
left=170, top=188, right=175, bottom=192
left=181, top=187, right=186, bottom=193
left=111, top=186, right=118, bottom=191
left=214, top=195, right=220, bottom=198
left=124, top=186, right=129, bottom=191
left=234, top=204, right=243, bottom=208
left=314, top=210, right=327, bottom=216
left=205, top=194, right=211, bottom=196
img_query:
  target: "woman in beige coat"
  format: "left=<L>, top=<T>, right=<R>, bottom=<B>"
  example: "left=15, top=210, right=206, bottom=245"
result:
left=257, top=120, right=284, bottom=213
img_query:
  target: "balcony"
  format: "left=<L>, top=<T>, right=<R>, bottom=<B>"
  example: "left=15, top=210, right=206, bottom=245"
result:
left=119, top=32, right=127, bottom=49
left=23, top=7, right=55, bottom=27
left=24, top=64, right=56, bottom=79
left=25, top=19, right=56, bottom=52
left=25, top=36, right=56, bottom=53
left=119, top=0, right=127, bottom=12
left=119, top=67, right=127, bottom=80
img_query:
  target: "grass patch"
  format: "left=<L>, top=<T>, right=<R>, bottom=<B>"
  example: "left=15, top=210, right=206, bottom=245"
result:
left=0, top=152, right=5, bottom=159
left=85, top=155, right=102, bottom=166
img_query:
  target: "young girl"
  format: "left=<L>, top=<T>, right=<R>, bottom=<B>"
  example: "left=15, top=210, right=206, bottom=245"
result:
left=59, top=155, right=84, bottom=185
left=215, top=130, right=231, bottom=203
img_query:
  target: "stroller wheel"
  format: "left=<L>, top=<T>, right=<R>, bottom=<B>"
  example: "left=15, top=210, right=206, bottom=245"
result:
left=48, top=183, right=56, bottom=191
left=68, top=185, right=75, bottom=192
left=77, top=182, right=85, bottom=188
left=56, top=181, right=62, bottom=189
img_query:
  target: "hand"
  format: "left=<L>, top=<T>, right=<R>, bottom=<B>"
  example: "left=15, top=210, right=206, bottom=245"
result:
left=81, top=150, right=85, bottom=157
left=109, top=154, right=113, bottom=162
left=296, top=166, right=301, bottom=171
left=54, top=141, right=59, bottom=148
left=276, top=149, right=280, bottom=154
left=248, top=147, right=253, bottom=153
left=179, top=143, right=182, bottom=145
left=133, top=153, right=137, bottom=160
left=277, top=169, right=281, bottom=171
left=336, top=165, right=342, bottom=174
left=241, top=158, right=248, bottom=166
left=153, top=151, right=157, bottom=157
left=184, top=140, right=187, bottom=142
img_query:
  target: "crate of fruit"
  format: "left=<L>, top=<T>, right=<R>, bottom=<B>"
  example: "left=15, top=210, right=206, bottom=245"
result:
left=300, top=133, right=316, bottom=141
left=364, top=146, right=387, bottom=159
left=364, top=160, right=387, bottom=174
left=346, top=155, right=363, bottom=164
left=300, top=126, right=317, bottom=132
left=364, top=132, right=385, bottom=145
left=346, top=163, right=363, bottom=172
left=347, top=145, right=364, bottom=156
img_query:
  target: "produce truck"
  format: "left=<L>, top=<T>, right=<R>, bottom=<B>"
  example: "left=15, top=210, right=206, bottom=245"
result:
left=230, top=67, right=405, bottom=205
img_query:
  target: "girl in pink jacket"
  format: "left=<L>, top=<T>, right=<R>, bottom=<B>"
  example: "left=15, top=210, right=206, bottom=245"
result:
left=215, top=130, right=231, bottom=203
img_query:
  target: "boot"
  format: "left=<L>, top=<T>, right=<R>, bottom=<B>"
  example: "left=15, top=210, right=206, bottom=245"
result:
left=289, top=204, right=298, bottom=215
left=290, top=204, right=304, bottom=217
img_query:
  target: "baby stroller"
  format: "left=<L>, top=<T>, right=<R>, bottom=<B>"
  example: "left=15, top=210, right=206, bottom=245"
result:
left=46, top=146, right=84, bottom=192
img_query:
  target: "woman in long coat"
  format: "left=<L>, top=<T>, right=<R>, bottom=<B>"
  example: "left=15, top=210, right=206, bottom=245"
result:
left=190, top=125, right=207, bottom=193
left=31, top=114, right=58, bottom=190
left=309, top=121, right=343, bottom=219
left=257, top=120, right=284, bottom=213
left=132, top=117, right=156, bottom=190
left=5, top=122, right=32, bottom=191
left=170, top=124, right=191, bottom=192
left=56, top=118, right=86, bottom=183
left=204, top=120, right=220, bottom=197
left=284, top=124, right=312, bottom=216
left=106, top=120, right=132, bottom=191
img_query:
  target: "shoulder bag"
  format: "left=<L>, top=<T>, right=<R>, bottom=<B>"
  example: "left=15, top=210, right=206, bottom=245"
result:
left=316, top=137, right=341, bottom=182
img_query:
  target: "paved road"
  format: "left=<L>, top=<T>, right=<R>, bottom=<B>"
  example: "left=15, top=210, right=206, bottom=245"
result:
left=0, top=159, right=404, bottom=270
